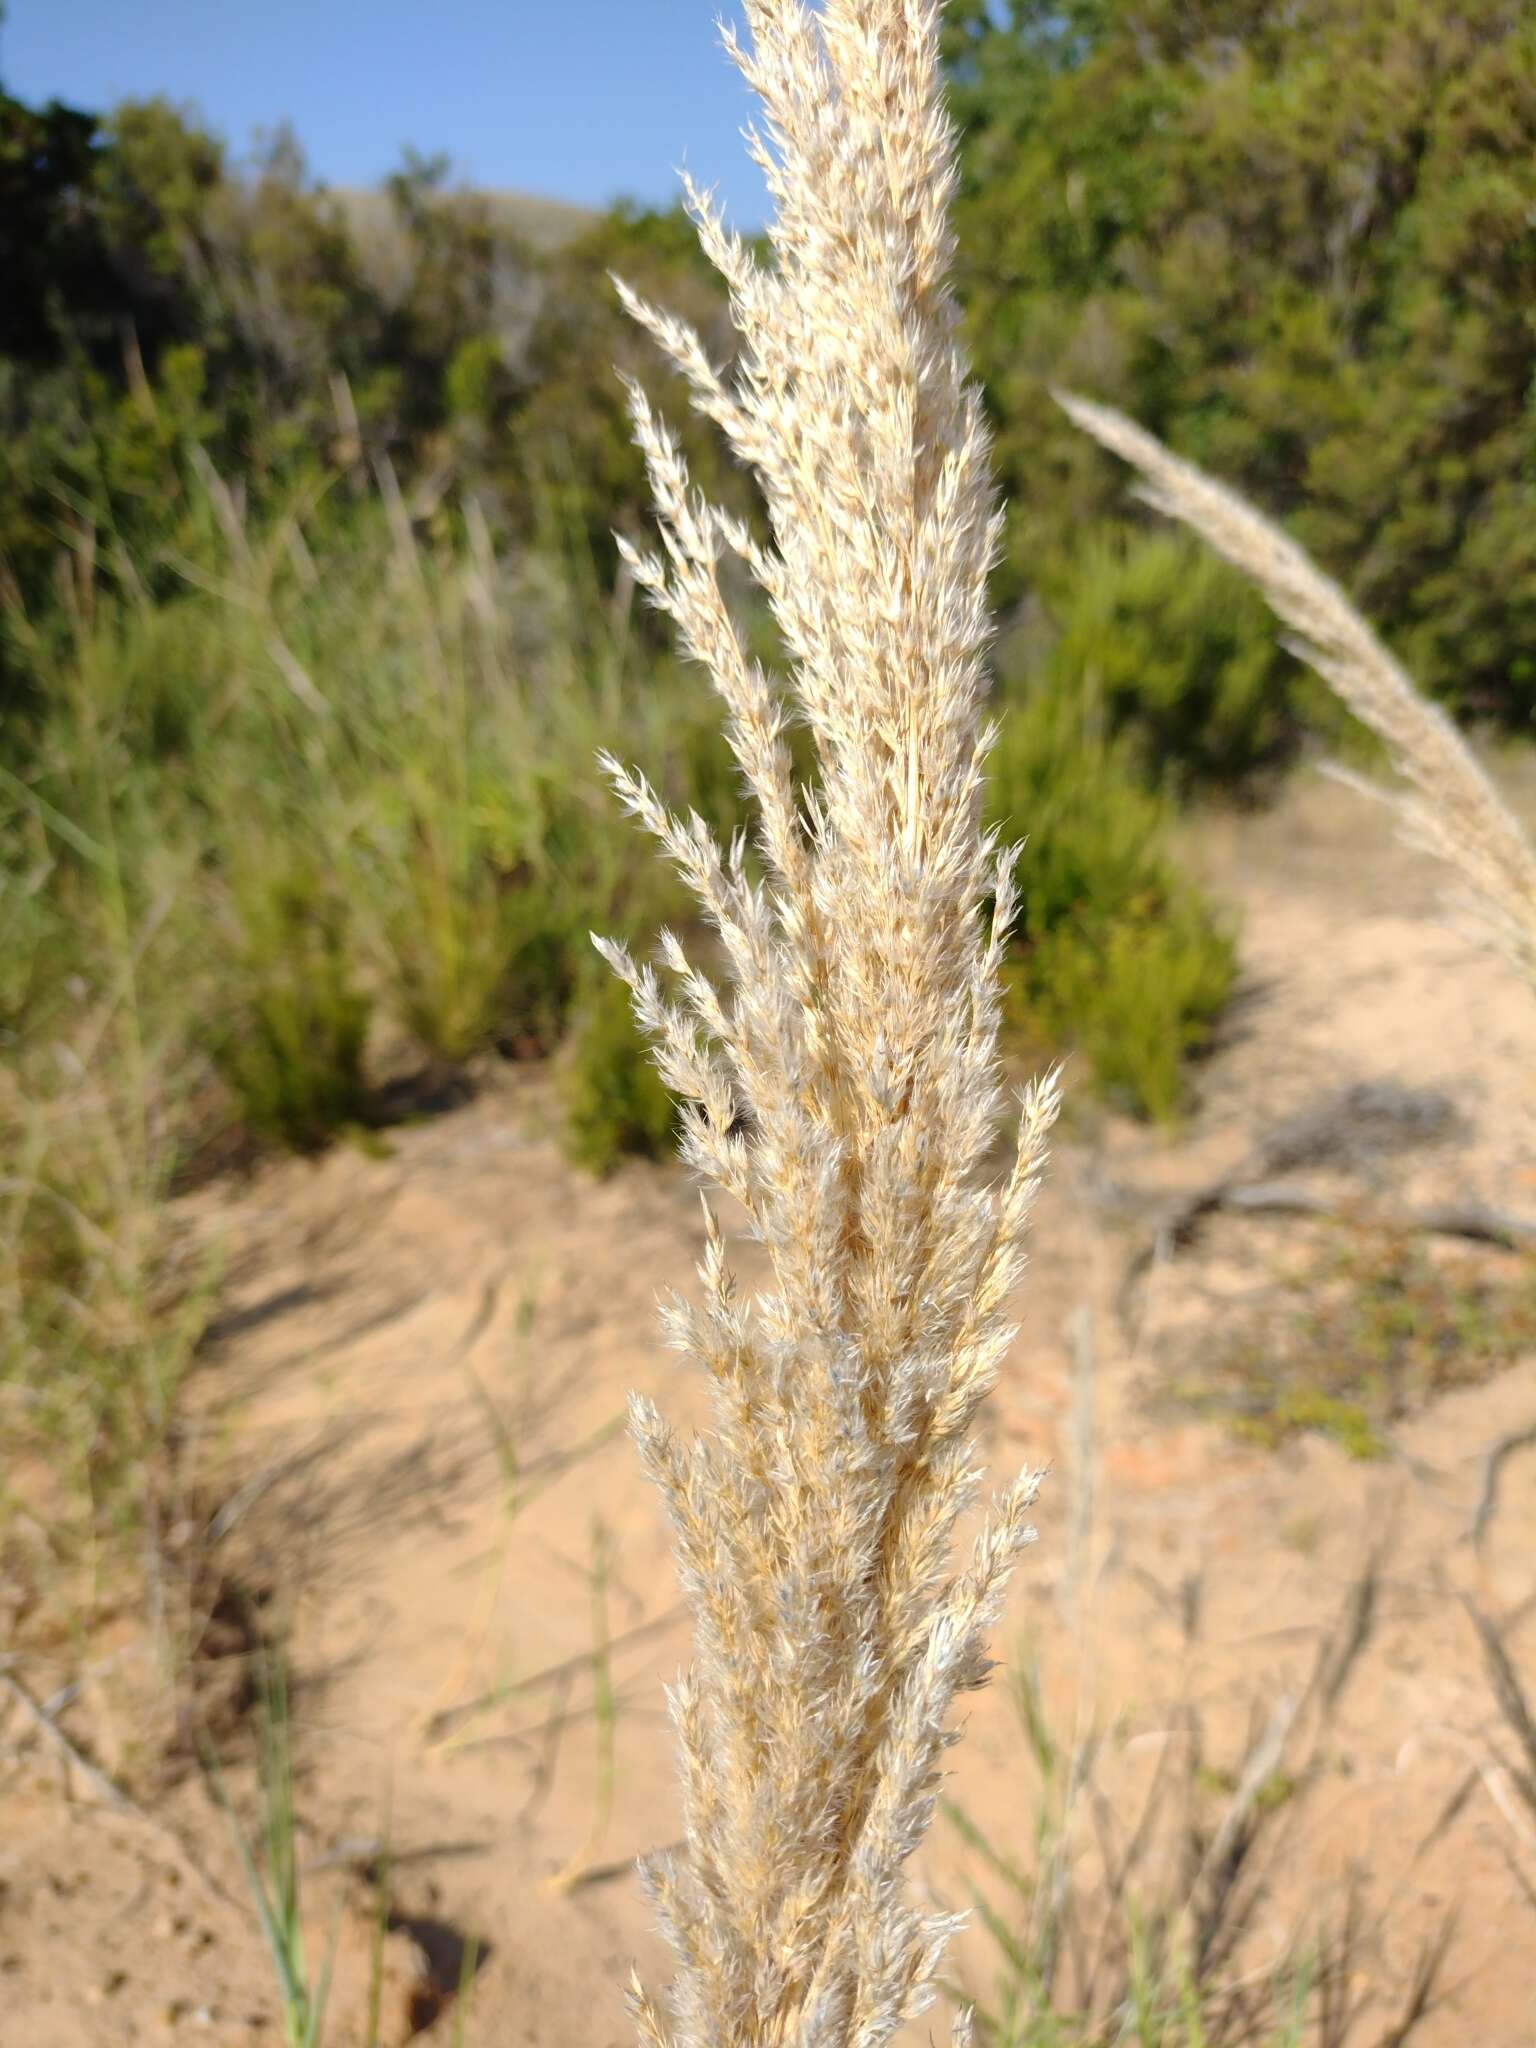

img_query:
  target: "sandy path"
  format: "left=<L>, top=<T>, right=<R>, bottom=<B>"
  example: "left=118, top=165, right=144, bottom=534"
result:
left=4, top=772, right=1535, bottom=2046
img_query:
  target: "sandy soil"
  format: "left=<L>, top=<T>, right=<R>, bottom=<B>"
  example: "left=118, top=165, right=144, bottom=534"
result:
left=3, top=770, right=1535, bottom=2047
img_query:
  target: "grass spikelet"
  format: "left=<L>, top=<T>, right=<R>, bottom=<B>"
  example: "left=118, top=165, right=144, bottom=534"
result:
left=599, top=6, right=1060, bottom=2045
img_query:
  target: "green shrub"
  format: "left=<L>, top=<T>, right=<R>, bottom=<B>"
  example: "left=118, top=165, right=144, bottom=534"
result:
left=948, top=0, right=1536, bottom=730
left=207, top=855, right=372, bottom=1154
left=1018, top=902, right=1236, bottom=1127
left=361, top=764, right=676, bottom=1068
left=1027, top=527, right=1299, bottom=793
left=379, top=855, right=513, bottom=1064
left=444, top=332, right=504, bottom=429
left=559, top=969, right=677, bottom=1175
left=362, top=777, right=533, bottom=1067
left=987, top=686, right=1236, bottom=1121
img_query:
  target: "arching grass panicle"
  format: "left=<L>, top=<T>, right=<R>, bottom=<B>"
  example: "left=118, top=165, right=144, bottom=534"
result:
left=1057, top=390, right=1536, bottom=991
left=596, top=6, right=1061, bottom=2047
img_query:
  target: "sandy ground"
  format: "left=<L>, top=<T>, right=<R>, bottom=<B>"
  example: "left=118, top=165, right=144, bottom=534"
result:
left=3, top=770, right=1536, bottom=2046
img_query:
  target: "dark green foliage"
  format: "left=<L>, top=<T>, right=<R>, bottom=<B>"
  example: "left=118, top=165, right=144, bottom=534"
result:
left=509, top=202, right=746, bottom=573
left=947, top=0, right=1536, bottom=730
left=0, top=70, right=737, bottom=609
left=0, top=91, right=109, bottom=361
left=987, top=687, right=1236, bottom=1120
left=1021, top=527, right=1303, bottom=792
left=560, top=970, right=679, bottom=1175
left=1020, top=907, right=1236, bottom=1126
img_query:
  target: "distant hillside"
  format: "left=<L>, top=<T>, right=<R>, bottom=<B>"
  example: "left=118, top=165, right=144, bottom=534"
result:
left=334, top=184, right=596, bottom=255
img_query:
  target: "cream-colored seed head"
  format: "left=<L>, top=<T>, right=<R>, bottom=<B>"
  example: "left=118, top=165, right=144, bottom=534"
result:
left=1057, top=390, right=1536, bottom=988
left=596, top=5, right=1060, bottom=2045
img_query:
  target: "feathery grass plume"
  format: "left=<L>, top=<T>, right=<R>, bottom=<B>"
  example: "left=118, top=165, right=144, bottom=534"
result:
left=1056, top=392, right=1536, bottom=987
left=597, top=4, right=1061, bottom=2044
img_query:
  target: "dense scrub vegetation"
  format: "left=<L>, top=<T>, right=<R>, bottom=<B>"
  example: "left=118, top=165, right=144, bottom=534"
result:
left=944, top=0, right=1536, bottom=731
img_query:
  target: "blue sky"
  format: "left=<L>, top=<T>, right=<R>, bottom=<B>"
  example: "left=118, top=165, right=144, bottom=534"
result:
left=1, top=1, right=771, bottom=224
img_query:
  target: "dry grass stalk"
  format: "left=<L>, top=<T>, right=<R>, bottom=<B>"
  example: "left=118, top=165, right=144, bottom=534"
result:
left=598, top=4, right=1059, bottom=2044
left=1056, top=391, right=1536, bottom=987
